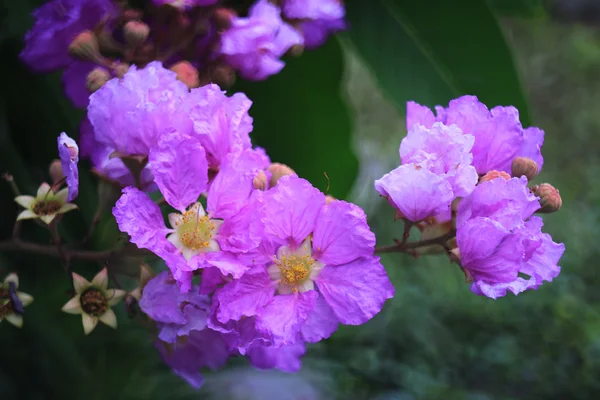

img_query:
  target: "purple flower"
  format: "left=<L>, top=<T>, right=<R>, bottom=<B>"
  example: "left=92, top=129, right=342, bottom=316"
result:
left=157, top=329, right=231, bottom=389
left=219, top=0, right=303, bottom=80
left=140, top=271, right=211, bottom=342
left=79, top=119, right=155, bottom=189
left=20, top=0, right=115, bottom=72
left=406, top=96, right=545, bottom=175
left=57, top=132, right=79, bottom=202
left=62, top=61, right=96, bottom=108
left=185, top=84, right=255, bottom=171
left=401, top=122, right=478, bottom=197
left=455, top=177, right=564, bottom=298
left=88, top=62, right=189, bottom=156
left=213, top=176, right=394, bottom=346
left=246, top=342, right=306, bottom=372
left=374, top=164, right=454, bottom=222
left=153, top=0, right=218, bottom=8
left=113, top=132, right=261, bottom=291
left=282, top=0, right=346, bottom=49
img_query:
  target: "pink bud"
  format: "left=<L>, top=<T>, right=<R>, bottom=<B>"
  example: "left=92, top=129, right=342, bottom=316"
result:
left=86, top=67, right=111, bottom=92
left=170, top=61, right=200, bottom=89
left=479, top=170, right=511, bottom=183
left=267, top=163, right=295, bottom=187
left=531, top=183, right=562, bottom=213
left=511, top=156, right=539, bottom=181
left=68, top=31, right=102, bottom=63
left=252, top=171, right=268, bottom=191
left=123, top=21, right=150, bottom=47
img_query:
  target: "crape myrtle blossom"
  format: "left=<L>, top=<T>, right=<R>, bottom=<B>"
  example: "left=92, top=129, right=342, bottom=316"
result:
left=153, top=0, right=219, bottom=8
left=454, top=177, right=565, bottom=299
left=79, top=118, right=155, bottom=190
left=374, top=122, right=478, bottom=222
left=113, top=130, right=269, bottom=292
left=14, top=183, right=77, bottom=225
left=213, top=175, right=395, bottom=347
left=19, top=0, right=115, bottom=72
left=219, top=0, right=303, bottom=80
left=282, top=0, right=346, bottom=49
left=57, top=132, right=79, bottom=202
left=88, top=62, right=189, bottom=157
left=406, top=95, right=545, bottom=175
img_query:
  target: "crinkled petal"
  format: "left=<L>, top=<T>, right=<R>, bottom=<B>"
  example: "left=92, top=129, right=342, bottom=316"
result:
left=301, top=294, right=339, bottom=343
left=149, top=130, right=208, bottom=213
left=315, top=256, right=394, bottom=325
left=312, top=200, right=375, bottom=266
left=375, top=164, right=454, bottom=222
left=256, top=291, right=318, bottom=347
left=456, top=176, right=540, bottom=230
left=457, top=217, right=523, bottom=282
left=470, top=277, right=539, bottom=299
left=406, top=101, right=436, bottom=130
left=139, top=271, right=187, bottom=324
left=518, top=127, right=544, bottom=173
left=262, top=175, right=325, bottom=247
left=247, top=342, right=306, bottom=372
left=204, top=251, right=249, bottom=279
left=113, top=187, right=174, bottom=253
left=57, top=132, right=79, bottom=201
left=214, top=267, right=276, bottom=323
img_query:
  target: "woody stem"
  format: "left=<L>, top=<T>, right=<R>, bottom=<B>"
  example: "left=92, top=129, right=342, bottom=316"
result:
left=374, top=231, right=456, bottom=254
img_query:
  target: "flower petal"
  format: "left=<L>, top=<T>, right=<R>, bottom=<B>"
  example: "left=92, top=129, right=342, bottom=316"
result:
left=17, top=292, right=34, bottom=307
left=91, top=268, right=108, bottom=290
left=5, top=313, right=23, bottom=328
left=256, top=291, right=318, bottom=347
left=113, top=187, right=174, bottom=254
left=106, top=289, right=127, bottom=306
left=301, top=293, right=339, bottom=343
left=139, top=271, right=186, bottom=324
left=72, top=273, right=91, bottom=294
left=149, top=129, right=208, bottom=213
left=375, top=164, right=454, bottom=222
left=57, top=203, right=78, bottom=214
left=204, top=251, right=249, bottom=279
left=315, top=256, right=394, bottom=325
left=3, top=273, right=19, bottom=287
left=14, top=196, right=35, bottom=209
left=214, top=266, right=275, bottom=323
left=61, top=295, right=83, bottom=314
left=36, top=183, right=52, bottom=199
left=16, top=210, right=38, bottom=221
left=99, top=308, right=117, bottom=329
left=40, top=214, right=57, bottom=225
left=312, top=200, right=375, bottom=266
left=247, top=342, right=306, bottom=372
left=82, top=313, right=99, bottom=335
left=262, top=175, right=325, bottom=247
left=58, top=132, right=79, bottom=202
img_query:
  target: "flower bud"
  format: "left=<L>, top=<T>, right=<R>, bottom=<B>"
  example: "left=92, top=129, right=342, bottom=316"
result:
left=170, top=61, right=200, bottom=89
left=325, top=195, right=336, bottom=205
left=450, top=248, right=461, bottom=264
left=531, top=183, right=562, bottom=213
left=49, top=159, right=64, bottom=184
left=267, top=163, right=295, bottom=187
left=253, top=171, right=268, bottom=190
left=213, top=8, right=237, bottom=30
left=210, top=64, right=236, bottom=89
left=112, top=62, right=130, bottom=79
left=123, top=20, right=150, bottom=47
left=68, top=30, right=103, bottom=63
left=86, top=67, right=111, bottom=92
left=479, top=170, right=511, bottom=183
left=511, top=156, right=539, bottom=181
left=122, top=9, right=143, bottom=21
left=288, top=42, right=304, bottom=58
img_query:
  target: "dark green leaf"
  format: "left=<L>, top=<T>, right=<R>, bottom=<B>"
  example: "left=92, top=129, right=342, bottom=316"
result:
left=232, top=39, right=358, bottom=199
left=344, top=0, right=531, bottom=125
left=487, top=0, right=545, bottom=17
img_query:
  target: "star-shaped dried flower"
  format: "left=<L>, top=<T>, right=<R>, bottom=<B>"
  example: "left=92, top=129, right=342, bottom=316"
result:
left=61, top=268, right=126, bottom=335
left=14, top=182, right=78, bottom=225
left=0, top=273, right=34, bottom=328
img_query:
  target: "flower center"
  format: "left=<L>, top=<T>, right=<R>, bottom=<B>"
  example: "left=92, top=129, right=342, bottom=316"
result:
left=277, top=254, right=313, bottom=286
left=0, top=289, right=13, bottom=319
left=80, top=288, right=108, bottom=317
left=176, top=209, right=215, bottom=251
left=33, top=200, right=62, bottom=216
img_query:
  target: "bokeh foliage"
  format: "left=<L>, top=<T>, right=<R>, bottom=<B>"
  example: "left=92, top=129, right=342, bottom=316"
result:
left=1, top=0, right=598, bottom=399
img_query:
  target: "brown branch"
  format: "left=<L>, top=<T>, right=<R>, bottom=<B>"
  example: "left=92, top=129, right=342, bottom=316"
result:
left=375, top=231, right=456, bottom=254
left=0, top=239, right=151, bottom=262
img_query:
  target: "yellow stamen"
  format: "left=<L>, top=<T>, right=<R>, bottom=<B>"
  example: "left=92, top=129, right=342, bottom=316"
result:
left=277, top=254, right=313, bottom=286
left=177, top=208, right=215, bottom=250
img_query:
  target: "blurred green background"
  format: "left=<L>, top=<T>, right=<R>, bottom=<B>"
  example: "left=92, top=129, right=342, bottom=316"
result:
left=1, top=0, right=599, bottom=399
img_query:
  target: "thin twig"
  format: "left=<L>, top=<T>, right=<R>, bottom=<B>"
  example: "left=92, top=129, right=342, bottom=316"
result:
left=375, top=231, right=456, bottom=254
left=0, top=239, right=151, bottom=262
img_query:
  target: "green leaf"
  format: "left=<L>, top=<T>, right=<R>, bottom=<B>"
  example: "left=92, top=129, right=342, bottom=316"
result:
left=487, top=0, right=545, bottom=17
left=344, top=0, right=531, bottom=125
left=232, top=39, right=358, bottom=199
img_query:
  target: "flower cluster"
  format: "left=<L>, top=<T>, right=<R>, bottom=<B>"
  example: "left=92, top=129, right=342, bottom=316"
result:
left=376, top=96, right=564, bottom=299
left=19, top=0, right=346, bottom=109
left=92, top=62, right=395, bottom=385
